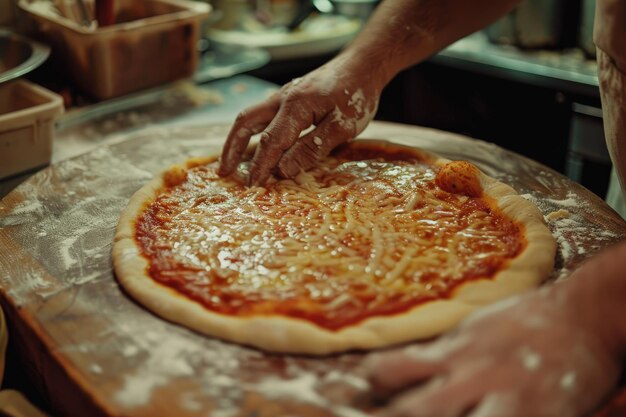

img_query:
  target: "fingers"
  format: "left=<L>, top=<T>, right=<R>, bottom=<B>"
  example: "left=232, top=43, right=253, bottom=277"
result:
left=218, top=98, right=279, bottom=177
left=276, top=115, right=352, bottom=179
left=248, top=105, right=312, bottom=186
left=366, top=348, right=445, bottom=395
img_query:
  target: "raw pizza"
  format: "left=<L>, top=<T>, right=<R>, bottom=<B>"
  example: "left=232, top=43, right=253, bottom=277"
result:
left=113, top=139, right=556, bottom=354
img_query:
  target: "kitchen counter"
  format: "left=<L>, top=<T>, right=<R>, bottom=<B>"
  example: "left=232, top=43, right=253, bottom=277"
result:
left=1, top=117, right=626, bottom=417
left=433, top=32, right=599, bottom=99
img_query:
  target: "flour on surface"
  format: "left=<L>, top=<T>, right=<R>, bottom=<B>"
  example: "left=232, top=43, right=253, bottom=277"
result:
left=2, top=123, right=623, bottom=417
left=253, top=373, right=325, bottom=406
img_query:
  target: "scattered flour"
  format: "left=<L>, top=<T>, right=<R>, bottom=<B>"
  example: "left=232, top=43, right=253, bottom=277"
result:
left=114, top=332, right=206, bottom=407
left=90, top=364, right=103, bottom=374
left=0, top=198, right=45, bottom=226
left=523, top=191, right=620, bottom=278
left=519, top=347, right=542, bottom=371
left=549, top=192, right=580, bottom=208
left=3, top=123, right=622, bottom=417
left=123, top=345, right=140, bottom=357
left=348, top=89, right=366, bottom=115
left=253, top=373, right=325, bottom=406
left=560, top=371, right=577, bottom=391
left=5, top=270, right=55, bottom=303
left=59, top=235, right=81, bottom=270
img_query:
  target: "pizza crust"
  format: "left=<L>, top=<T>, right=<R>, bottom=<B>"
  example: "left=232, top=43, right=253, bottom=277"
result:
left=113, top=139, right=556, bottom=354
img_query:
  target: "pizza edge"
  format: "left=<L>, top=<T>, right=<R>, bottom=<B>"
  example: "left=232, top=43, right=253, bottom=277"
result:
left=112, top=140, right=556, bottom=355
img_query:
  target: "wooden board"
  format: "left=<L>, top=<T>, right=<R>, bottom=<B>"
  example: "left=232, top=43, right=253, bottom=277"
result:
left=1, top=121, right=625, bottom=417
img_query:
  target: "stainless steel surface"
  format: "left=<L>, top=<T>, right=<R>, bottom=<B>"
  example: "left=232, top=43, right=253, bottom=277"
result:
left=0, top=29, right=49, bottom=85
left=433, top=32, right=599, bottom=98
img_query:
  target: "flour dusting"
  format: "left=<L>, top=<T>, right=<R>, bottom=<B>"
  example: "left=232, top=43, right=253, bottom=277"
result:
left=253, top=373, right=325, bottom=406
left=2, top=123, right=624, bottom=417
left=522, top=192, right=620, bottom=279
left=348, top=89, right=365, bottom=115
left=519, top=347, right=542, bottom=371
left=560, top=371, right=577, bottom=391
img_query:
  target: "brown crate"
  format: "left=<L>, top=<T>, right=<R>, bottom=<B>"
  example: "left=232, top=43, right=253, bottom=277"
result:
left=19, top=0, right=210, bottom=100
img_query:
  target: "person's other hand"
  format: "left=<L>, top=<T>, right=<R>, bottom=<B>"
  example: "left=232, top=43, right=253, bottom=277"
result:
left=366, top=288, right=622, bottom=417
left=218, top=54, right=385, bottom=185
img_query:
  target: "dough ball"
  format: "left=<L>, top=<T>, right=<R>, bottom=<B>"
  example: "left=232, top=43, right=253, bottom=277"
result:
left=435, top=161, right=482, bottom=197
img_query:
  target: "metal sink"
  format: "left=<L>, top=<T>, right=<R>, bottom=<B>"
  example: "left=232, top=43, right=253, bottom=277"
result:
left=0, top=29, right=50, bottom=84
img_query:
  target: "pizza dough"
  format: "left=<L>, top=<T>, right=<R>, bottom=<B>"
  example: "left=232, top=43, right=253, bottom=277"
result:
left=112, top=139, right=556, bottom=354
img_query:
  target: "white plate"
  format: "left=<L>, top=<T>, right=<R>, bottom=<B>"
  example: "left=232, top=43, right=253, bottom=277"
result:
left=0, top=29, right=50, bottom=85
left=208, top=15, right=361, bottom=61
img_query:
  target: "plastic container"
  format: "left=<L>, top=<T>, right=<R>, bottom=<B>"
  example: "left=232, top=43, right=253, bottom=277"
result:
left=18, top=0, right=210, bottom=100
left=0, top=80, right=64, bottom=180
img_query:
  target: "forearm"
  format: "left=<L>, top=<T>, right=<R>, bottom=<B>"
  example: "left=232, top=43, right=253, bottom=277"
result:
left=339, top=0, right=523, bottom=85
left=556, top=241, right=626, bottom=359
left=219, top=0, right=525, bottom=183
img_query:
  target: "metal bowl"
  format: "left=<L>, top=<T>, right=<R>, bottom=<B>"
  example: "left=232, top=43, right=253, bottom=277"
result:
left=0, top=29, right=50, bottom=84
left=330, top=0, right=378, bottom=21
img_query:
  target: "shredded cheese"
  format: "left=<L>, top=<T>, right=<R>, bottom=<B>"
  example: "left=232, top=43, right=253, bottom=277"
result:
left=137, top=152, right=523, bottom=327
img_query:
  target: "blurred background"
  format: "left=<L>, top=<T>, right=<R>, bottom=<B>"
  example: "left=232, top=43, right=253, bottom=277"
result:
left=0, top=0, right=608, bottom=198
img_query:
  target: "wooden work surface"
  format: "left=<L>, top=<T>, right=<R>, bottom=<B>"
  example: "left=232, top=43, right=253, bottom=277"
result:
left=0, top=121, right=625, bottom=417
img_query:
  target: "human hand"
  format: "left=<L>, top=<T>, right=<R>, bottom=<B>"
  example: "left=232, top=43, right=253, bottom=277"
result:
left=366, top=289, right=622, bottom=417
left=218, top=54, right=385, bottom=185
